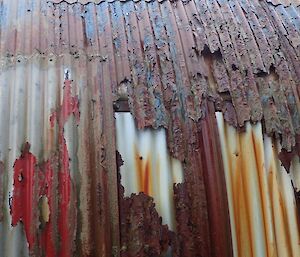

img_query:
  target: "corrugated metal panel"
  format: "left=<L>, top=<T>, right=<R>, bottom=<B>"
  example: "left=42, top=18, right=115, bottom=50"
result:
left=114, top=102, right=233, bottom=257
left=0, top=55, right=120, bottom=257
left=0, top=52, right=233, bottom=257
left=217, top=112, right=300, bottom=257
left=0, top=0, right=299, bottom=155
left=0, top=0, right=299, bottom=256
left=116, top=112, right=183, bottom=231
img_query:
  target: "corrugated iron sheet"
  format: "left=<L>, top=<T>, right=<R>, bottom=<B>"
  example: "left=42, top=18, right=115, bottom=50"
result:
left=217, top=112, right=300, bottom=257
left=0, top=55, right=120, bottom=257
left=116, top=112, right=184, bottom=256
left=0, top=0, right=299, bottom=156
left=0, top=0, right=299, bottom=256
left=116, top=112, right=183, bottom=231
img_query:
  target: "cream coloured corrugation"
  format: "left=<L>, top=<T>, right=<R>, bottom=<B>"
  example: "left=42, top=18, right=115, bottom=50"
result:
left=216, top=112, right=300, bottom=257
left=115, top=112, right=183, bottom=231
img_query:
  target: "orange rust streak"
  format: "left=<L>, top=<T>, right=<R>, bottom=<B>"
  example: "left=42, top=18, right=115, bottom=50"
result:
left=143, top=157, right=152, bottom=196
left=280, top=188, right=294, bottom=256
left=251, top=131, right=271, bottom=257
left=134, top=146, right=152, bottom=196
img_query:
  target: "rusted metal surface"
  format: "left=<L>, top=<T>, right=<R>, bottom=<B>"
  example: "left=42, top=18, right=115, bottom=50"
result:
left=0, top=0, right=299, bottom=256
left=0, top=0, right=299, bottom=152
left=0, top=55, right=119, bottom=257
left=170, top=102, right=233, bottom=257
left=116, top=152, right=171, bottom=257
left=116, top=104, right=233, bottom=257
left=116, top=112, right=183, bottom=231
left=217, top=112, right=300, bottom=257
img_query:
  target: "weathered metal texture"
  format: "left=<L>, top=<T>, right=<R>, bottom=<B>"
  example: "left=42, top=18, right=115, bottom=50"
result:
left=170, top=102, right=233, bottom=257
left=0, top=0, right=299, bottom=256
left=115, top=152, right=171, bottom=257
left=0, top=55, right=119, bottom=257
left=267, top=0, right=300, bottom=7
left=2, top=0, right=299, bottom=154
left=116, top=112, right=183, bottom=231
left=217, top=112, right=300, bottom=257
left=0, top=0, right=299, bottom=154
left=115, top=103, right=233, bottom=257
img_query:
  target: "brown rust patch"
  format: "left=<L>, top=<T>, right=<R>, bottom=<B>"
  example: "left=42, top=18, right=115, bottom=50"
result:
left=279, top=135, right=300, bottom=172
left=120, top=192, right=170, bottom=257
left=117, top=152, right=171, bottom=257
left=171, top=102, right=233, bottom=257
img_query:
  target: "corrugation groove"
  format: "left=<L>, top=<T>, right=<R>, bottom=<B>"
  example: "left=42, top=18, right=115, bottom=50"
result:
left=217, top=113, right=300, bottom=257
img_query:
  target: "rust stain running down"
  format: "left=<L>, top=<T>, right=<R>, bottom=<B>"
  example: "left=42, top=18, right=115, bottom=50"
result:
left=134, top=148, right=152, bottom=196
left=117, top=152, right=171, bottom=257
left=217, top=113, right=300, bottom=257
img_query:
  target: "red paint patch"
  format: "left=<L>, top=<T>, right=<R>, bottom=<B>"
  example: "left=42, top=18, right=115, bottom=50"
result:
left=11, top=143, right=40, bottom=248
left=57, top=135, right=72, bottom=257
left=50, top=80, right=80, bottom=128
left=11, top=79, right=79, bottom=256
left=50, top=79, right=79, bottom=257
left=40, top=159, right=56, bottom=257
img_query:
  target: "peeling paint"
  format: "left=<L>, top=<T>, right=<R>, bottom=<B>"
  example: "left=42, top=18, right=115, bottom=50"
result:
left=11, top=143, right=39, bottom=250
left=10, top=77, right=80, bottom=256
left=49, top=78, right=79, bottom=257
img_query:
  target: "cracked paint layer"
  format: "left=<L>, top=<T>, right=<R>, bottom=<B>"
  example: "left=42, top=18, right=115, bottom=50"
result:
left=49, top=78, right=79, bottom=257
left=11, top=78, right=80, bottom=256
left=11, top=143, right=57, bottom=256
left=11, top=143, right=41, bottom=250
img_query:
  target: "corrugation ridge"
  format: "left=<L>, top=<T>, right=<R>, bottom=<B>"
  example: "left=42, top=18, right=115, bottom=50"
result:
left=109, top=1, right=131, bottom=87
left=275, top=4, right=300, bottom=50
left=171, top=0, right=204, bottom=121
left=229, top=0, right=266, bottom=73
left=193, top=0, right=221, bottom=53
left=135, top=1, right=168, bottom=128
left=218, top=0, right=262, bottom=123
left=147, top=1, right=185, bottom=159
left=240, top=0, right=275, bottom=70
left=241, top=0, right=298, bottom=149
left=206, top=0, right=252, bottom=127
left=121, top=1, right=152, bottom=129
